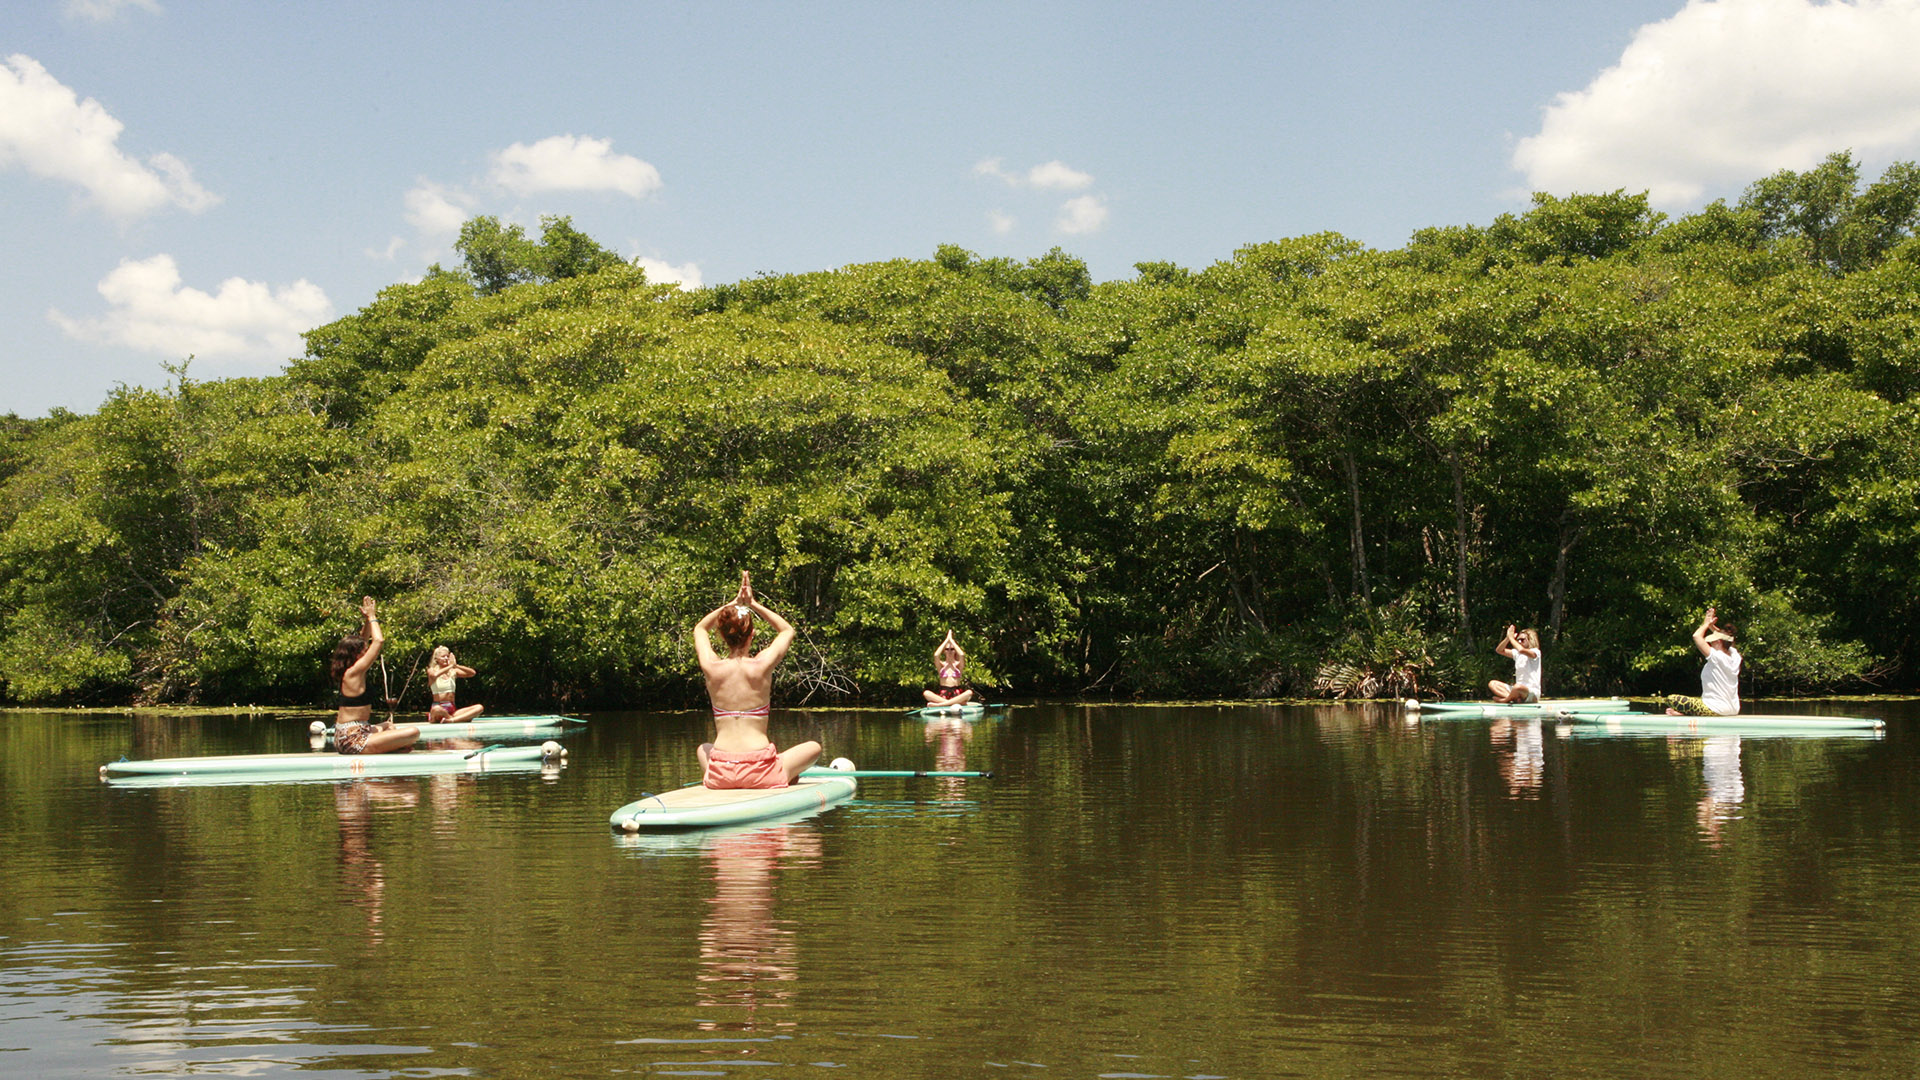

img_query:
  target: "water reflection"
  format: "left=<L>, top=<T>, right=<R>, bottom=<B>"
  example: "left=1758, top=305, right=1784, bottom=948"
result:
left=1489, top=718, right=1544, bottom=799
left=1696, top=735, right=1745, bottom=844
left=696, top=825, right=822, bottom=1034
left=923, top=717, right=974, bottom=801
left=8, top=703, right=1920, bottom=1078
left=334, top=779, right=419, bottom=944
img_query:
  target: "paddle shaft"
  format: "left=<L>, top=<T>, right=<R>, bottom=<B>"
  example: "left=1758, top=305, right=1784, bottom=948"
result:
left=801, top=768, right=992, bottom=778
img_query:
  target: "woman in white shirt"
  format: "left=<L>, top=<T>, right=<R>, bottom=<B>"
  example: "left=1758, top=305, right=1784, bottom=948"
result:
left=1489, top=625, right=1543, bottom=703
left=1664, top=608, right=1741, bottom=716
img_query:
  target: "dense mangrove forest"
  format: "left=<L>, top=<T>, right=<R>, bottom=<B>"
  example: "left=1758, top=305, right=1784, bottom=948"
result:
left=2, top=152, right=1917, bottom=708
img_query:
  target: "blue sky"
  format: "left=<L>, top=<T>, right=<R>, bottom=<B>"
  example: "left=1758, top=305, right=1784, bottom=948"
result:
left=8, top=0, right=1920, bottom=416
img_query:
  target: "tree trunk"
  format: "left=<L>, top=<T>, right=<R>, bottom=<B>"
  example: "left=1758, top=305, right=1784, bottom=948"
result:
left=1450, top=448, right=1470, bottom=634
left=1227, top=531, right=1269, bottom=632
left=1547, top=516, right=1584, bottom=645
left=1286, top=487, right=1341, bottom=606
left=1340, top=451, right=1370, bottom=601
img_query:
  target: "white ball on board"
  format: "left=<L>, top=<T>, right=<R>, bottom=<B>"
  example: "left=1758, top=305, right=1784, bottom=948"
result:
left=830, top=757, right=856, bottom=772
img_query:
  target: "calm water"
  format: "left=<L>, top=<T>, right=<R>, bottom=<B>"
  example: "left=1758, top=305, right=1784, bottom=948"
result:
left=5, top=700, right=1920, bottom=1079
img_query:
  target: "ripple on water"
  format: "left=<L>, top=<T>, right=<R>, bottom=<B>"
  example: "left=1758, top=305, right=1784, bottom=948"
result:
left=0, top=936, right=432, bottom=1078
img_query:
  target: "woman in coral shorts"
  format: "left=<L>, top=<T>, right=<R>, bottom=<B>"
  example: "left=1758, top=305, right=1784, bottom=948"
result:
left=692, top=572, right=821, bottom=789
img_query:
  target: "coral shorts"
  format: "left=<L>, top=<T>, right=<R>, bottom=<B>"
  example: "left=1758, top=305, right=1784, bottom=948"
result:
left=704, top=744, right=789, bottom=790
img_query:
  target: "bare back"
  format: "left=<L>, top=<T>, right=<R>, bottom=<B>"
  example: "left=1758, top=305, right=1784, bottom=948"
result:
left=700, top=655, right=780, bottom=750
left=693, top=594, right=794, bottom=753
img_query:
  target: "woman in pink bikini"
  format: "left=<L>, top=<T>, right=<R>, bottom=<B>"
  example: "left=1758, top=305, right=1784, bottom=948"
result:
left=423, top=646, right=484, bottom=724
left=692, top=572, right=821, bottom=789
left=923, top=630, right=974, bottom=706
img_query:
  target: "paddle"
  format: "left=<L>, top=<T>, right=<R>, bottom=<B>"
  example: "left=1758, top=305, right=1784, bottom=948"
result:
left=801, top=767, right=993, bottom=778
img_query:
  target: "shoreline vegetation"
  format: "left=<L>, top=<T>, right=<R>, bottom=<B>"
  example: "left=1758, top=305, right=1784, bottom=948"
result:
left=3, top=153, right=1917, bottom=709
left=5, top=695, right=1918, bottom=721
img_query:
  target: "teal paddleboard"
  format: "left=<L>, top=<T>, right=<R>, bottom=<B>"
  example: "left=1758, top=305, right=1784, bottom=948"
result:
left=1556, top=710, right=1884, bottom=731
left=1407, top=697, right=1627, bottom=715
left=312, top=714, right=584, bottom=741
left=907, top=702, right=1008, bottom=719
left=1410, top=702, right=1636, bottom=721
left=610, top=769, right=857, bottom=832
left=1560, top=719, right=1884, bottom=741
left=102, top=743, right=565, bottom=783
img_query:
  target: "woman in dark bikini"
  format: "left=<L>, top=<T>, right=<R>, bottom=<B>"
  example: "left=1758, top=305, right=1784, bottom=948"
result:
left=332, top=596, right=419, bottom=755
left=923, top=630, right=974, bottom=706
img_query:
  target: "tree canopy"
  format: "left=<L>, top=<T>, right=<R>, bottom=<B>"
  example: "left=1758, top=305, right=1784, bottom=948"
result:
left=4, top=153, right=1916, bottom=706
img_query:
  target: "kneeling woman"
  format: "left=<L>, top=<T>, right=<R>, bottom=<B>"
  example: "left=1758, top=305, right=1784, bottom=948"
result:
left=693, top=572, right=821, bottom=789
left=332, top=596, right=420, bottom=755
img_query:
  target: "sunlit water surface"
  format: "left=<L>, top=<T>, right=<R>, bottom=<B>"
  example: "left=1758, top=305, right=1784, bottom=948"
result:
left=5, top=700, right=1920, bottom=1078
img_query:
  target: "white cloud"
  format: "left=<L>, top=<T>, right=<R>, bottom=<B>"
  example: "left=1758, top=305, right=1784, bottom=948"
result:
left=973, top=157, right=1015, bottom=184
left=1513, top=0, right=1920, bottom=205
left=1026, top=160, right=1095, bottom=191
left=63, top=0, right=161, bottom=22
left=366, top=236, right=405, bottom=261
left=0, top=54, right=217, bottom=218
left=974, top=156, right=1095, bottom=190
left=49, top=254, right=332, bottom=363
left=634, top=256, right=702, bottom=288
left=977, top=158, right=1110, bottom=233
left=1055, top=194, right=1109, bottom=234
left=404, top=180, right=474, bottom=238
left=489, top=134, right=662, bottom=199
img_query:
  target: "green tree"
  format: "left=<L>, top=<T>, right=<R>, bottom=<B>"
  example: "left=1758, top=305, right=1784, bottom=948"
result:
left=456, top=215, right=545, bottom=295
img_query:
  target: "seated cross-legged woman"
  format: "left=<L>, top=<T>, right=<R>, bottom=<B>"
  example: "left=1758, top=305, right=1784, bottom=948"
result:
left=1665, top=608, right=1742, bottom=717
left=924, top=629, right=975, bottom=707
left=423, top=646, right=484, bottom=724
left=692, top=571, right=820, bottom=789
left=1488, top=625, right=1542, bottom=704
left=332, top=596, right=419, bottom=755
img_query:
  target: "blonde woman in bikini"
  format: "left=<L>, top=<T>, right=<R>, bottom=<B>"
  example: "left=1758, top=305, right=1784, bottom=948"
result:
left=424, top=646, right=484, bottom=724
left=692, top=571, right=820, bottom=789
